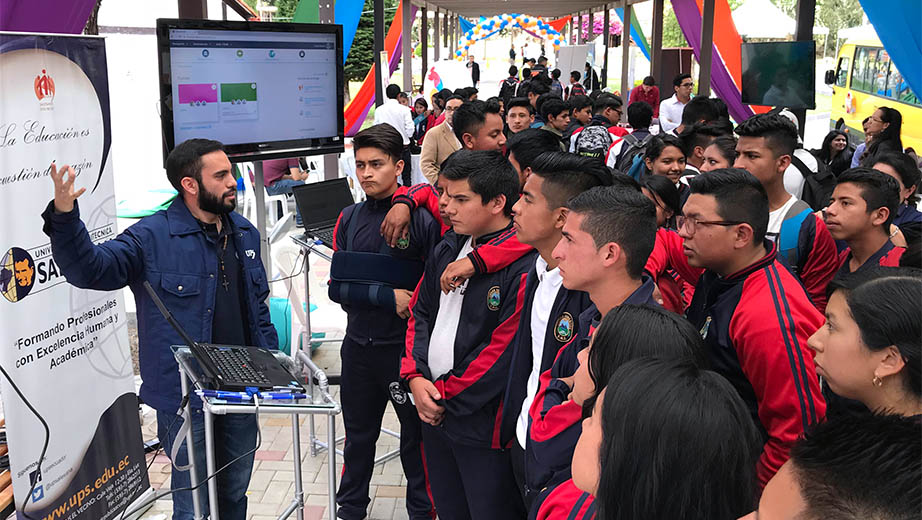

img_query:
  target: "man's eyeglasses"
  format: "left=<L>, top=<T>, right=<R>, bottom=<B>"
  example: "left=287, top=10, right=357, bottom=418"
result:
left=680, top=82, right=694, bottom=88
left=677, top=216, right=744, bottom=234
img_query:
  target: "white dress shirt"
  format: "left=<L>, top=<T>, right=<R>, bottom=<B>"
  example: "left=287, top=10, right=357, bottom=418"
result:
left=658, top=94, right=688, bottom=133
left=516, top=255, right=564, bottom=448
left=428, top=238, right=475, bottom=379
left=374, top=98, right=415, bottom=145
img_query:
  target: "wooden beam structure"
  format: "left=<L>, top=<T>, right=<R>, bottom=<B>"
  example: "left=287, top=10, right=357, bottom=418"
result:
left=698, top=0, right=715, bottom=97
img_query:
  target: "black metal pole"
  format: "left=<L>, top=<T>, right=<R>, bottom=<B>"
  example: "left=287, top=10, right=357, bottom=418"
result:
left=374, top=0, right=385, bottom=108
left=792, top=0, right=816, bottom=139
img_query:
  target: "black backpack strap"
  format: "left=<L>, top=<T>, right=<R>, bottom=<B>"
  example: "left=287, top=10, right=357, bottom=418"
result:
left=343, top=202, right=364, bottom=251
left=790, top=154, right=812, bottom=179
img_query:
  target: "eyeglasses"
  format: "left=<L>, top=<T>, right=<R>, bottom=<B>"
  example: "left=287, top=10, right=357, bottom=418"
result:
left=677, top=215, right=744, bottom=234
left=680, top=82, right=695, bottom=88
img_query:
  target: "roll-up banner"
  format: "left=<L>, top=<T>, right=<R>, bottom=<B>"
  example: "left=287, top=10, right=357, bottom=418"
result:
left=0, top=33, right=151, bottom=519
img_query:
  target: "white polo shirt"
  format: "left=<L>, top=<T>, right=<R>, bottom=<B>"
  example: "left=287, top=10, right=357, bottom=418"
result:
left=374, top=98, right=415, bottom=145
left=659, top=94, right=688, bottom=133
left=516, top=255, right=564, bottom=448
left=428, top=238, right=475, bottom=379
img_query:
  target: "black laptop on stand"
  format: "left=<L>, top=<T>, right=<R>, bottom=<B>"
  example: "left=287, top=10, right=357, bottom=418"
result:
left=291, top=178, right=356, bottom=247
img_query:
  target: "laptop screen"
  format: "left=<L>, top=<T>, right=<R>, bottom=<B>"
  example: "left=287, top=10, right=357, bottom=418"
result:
left=292, top=178, right=355, bottom=229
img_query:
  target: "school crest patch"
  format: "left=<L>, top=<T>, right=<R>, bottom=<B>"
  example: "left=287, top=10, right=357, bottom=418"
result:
left=487, top=286, right=501, bottom=311
left=388, top=381, right=408, bottom=405
left=554, top=312, right=574, bottom=342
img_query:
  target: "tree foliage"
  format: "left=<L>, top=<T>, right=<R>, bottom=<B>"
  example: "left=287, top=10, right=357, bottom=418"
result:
left=345, top=0, right=399, bottom=82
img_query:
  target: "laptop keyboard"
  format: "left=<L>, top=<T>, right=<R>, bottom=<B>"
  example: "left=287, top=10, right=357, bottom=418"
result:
left=204, top=346, right=271, bottom=386
left=310, top=228, right=335, bottom=247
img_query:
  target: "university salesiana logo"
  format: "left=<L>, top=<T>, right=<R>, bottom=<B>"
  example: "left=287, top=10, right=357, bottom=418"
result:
left=486, top=286, right=501, bottom=311
left=1, top=247, right=36, bottom=303
left=34, top=68, right=55, bottom=102
left=554, top=312, right=574, bottom=342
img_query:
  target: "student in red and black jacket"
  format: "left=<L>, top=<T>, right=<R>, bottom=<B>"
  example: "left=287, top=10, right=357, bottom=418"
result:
left=734, top=113, right=839, bottom=312
left=525, top=184, right=660, bottom=511
left=400, top=150, right=535, bottom=519
left=824, top=168, right=906, bottom=278
left=495, top=154, right=609, bottom=508
left=328, top=126, right=440, bottom=520
left=644, top=169, right=826, bottom=487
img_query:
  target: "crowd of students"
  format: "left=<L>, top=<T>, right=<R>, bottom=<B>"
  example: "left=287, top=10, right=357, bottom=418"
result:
left=329, top=68, right=922, bottom=520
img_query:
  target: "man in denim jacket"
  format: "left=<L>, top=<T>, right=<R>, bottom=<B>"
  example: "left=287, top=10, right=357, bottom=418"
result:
left=42, top=139, right=277, bottom=520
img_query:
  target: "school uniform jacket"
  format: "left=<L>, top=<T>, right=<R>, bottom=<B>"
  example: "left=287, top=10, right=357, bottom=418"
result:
left=533, top=478, right=596, bottom=520
left=331, top=194, right=441, bottom=346
left=835, top=239, right=905, bottom=279
left=394, top=183, right=534, bottom=275
left=526, top=278, right=658, bottom=497
left=645, top=232, right=826, bottom=486
left=499, top=264, right=594, bottom=449
left=401, top=226, right=537, bottom=448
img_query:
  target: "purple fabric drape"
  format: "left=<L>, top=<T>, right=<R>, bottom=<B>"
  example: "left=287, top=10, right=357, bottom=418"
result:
left=0, top=0, right=97, bottom=34
left=671, top=0, right=755, bottom=123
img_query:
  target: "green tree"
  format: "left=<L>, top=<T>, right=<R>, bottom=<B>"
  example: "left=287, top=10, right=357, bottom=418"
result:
left=345, top=0, right=399, bottom=83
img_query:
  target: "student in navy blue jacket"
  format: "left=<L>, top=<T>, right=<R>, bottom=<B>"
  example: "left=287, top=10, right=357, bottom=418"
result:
left=497, top=153, right=610, bottom=508
left=42, top=139, right=275, bottom=520
left=400, top=150, right=535, bottom=520
left=329, top=125, right=441, bottom=520
left=526, top=183, right=660, bottom=511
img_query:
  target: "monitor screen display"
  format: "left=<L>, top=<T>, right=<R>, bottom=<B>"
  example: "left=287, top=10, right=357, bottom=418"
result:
left=741, top=41, right=816, bottom=110
left=157, top=19, right=344, bottom=162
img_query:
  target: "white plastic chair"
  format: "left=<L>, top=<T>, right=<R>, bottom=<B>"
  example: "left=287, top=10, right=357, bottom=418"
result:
left=240, top=162, right=292, bottom=228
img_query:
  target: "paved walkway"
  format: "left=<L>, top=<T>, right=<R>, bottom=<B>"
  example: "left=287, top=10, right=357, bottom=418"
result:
left=139, top=341, right=411, bottom=520
left=138, top=222, right=410, bottom=520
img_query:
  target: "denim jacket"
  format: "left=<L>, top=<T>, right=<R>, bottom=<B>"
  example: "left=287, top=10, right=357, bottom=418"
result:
left=42, top=198, right=277, bottom=412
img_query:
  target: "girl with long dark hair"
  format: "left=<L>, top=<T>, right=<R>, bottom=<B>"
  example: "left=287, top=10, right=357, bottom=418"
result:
left=860, top=106, right=903, bottom=166
left=572, top=358, right=762, bottom=520
left=534, top=305, right=707, bottom=520
left=812, top=130, right=853, bottom=176
left=808, top=266, right=922, bottom=418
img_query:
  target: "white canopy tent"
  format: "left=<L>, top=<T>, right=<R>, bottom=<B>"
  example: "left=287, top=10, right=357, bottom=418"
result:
left=732, top=0, right=828, bottom=39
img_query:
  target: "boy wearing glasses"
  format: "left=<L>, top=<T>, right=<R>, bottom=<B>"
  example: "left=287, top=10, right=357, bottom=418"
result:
left=419, top=95, right=464, bottom=183
left=659, top=73, right=694, bottom=133
left=645, top=168, right=826, bottom=488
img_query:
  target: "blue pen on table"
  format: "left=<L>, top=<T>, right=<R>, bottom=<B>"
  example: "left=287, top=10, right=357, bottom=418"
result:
left=197, top=390, right=252, bottom=400
left=260, top=392, right=307, bottom=401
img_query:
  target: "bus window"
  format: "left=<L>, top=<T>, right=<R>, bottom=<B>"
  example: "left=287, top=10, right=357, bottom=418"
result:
left=851, top=47, right=870, bottom=92
left=835, top=56, right=850, bottom=87
left=874, top=50, right=891, bottom=96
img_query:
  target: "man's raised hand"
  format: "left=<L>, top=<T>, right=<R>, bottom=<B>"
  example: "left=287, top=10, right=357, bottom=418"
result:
left=50, top=163, right=85, bottom=213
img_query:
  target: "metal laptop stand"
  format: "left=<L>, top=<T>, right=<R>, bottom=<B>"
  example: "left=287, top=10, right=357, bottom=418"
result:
left=290, top=235, right=401, bottom=466
left=173, top=346, right=341, bottom=520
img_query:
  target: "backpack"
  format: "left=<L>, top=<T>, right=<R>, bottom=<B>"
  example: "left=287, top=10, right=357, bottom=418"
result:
left=616, top=133, right=654, bottom=177
left=575, top=125, right=614, bottom=160
left=499, top=77, right=518, bottom=105
left=793, top=153, right=837, bottom=211
left=778, top=199, right=813, bottom=274
left=569, top=83, right=586, bottom=98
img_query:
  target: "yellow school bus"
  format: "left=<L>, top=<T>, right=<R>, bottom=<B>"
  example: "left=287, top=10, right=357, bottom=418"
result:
left=825, top=37, right=921, bottom=153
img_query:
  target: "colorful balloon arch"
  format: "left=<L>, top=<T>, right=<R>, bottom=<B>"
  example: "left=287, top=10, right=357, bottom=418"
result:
left=455, top=13, right=565, bottom=61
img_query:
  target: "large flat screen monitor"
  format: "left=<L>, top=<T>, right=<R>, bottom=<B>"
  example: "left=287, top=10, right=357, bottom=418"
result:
left=156, top=19, right=344, bottom=162
left=741, top=41, right=816, bottom=110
